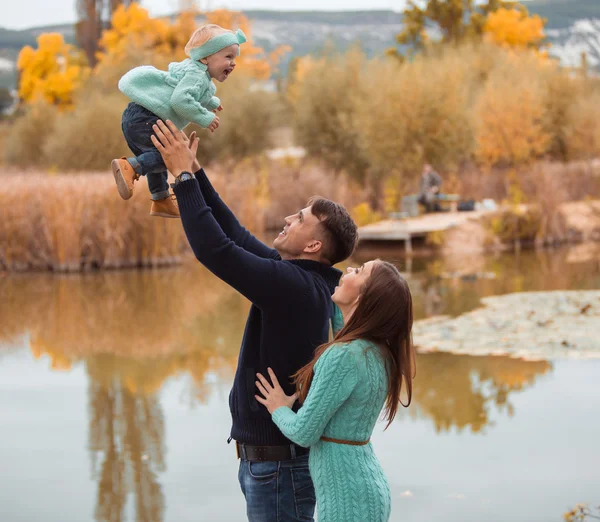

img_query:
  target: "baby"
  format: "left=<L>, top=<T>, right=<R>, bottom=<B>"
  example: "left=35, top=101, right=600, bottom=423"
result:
left=112, top=24, right=246, bottom=218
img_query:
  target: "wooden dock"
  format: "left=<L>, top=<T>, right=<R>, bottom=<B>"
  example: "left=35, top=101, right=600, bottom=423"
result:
left=358, top=211, right=491, bottom=253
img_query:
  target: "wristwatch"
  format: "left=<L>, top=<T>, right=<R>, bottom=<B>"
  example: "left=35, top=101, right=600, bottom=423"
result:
left=174, top=171, right=194, bottom=185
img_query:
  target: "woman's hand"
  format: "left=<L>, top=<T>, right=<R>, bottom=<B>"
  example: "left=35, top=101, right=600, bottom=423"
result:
left=255, top=368, right=298, bottom=414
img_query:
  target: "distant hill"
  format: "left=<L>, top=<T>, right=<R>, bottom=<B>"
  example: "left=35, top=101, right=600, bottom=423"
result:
left=524, top=0, right=600, bottom=29
left=0, top=1, right=598, bottom=90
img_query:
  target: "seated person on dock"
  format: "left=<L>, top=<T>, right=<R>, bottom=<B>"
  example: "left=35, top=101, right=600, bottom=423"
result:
left=417, top=163, right=443, bottom=213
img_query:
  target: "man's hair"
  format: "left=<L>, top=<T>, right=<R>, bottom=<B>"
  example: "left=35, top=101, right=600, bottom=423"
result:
left=308, top=196, right=358, bottom=265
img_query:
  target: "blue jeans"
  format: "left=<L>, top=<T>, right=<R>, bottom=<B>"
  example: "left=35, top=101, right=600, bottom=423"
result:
left=121, top=102, right=170, bottom=200
left=238, top=453, right=316, bottom=522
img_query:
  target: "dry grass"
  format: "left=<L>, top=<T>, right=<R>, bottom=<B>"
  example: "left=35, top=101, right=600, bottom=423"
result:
left=457, top=160, right=600, bottom=245
left=3, top=156, right=595, bottom=272
left=0, top=171, right=188, bottom=271
left=457, top=160, right=600, bottom=203
left=0, top=160, right=363, bottom=272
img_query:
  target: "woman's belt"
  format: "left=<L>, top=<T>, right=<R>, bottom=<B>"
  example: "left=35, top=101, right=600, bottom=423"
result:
left=320, top=436, right=370, bottom=446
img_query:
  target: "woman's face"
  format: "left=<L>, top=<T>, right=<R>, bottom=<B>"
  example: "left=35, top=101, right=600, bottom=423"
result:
left=332, top=261, right=376, bottom=308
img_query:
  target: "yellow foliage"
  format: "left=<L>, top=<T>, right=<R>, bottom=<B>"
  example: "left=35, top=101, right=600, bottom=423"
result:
left=425, top=230, right=445, bottom=246
left=563, top=504, right=598, bottom=522
left=95, top=3, right=173, bottom=70
left=383, top=177, right=402, bottom=214
left=474, top=54, right=552, bottom=167
left=565, top=89, right=600, bottom=160
left=360, top=46, right=474, bottom=178
left=484, top=8, right=546, bottom=49
left=351, top=202, right=382, bottom=227
left=287, top=55, right=326, bottom=106
left=17, top=33, right=89, bottom=108
left=94, top=5, right=287, bottom=83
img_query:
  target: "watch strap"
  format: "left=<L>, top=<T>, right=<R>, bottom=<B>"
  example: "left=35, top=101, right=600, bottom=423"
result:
left=173, top=171, right=194, bottom=186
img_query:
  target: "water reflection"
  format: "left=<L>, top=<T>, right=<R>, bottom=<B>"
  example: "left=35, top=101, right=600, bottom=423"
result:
left=1, top=247, right=598, bottom=521
left=408, top=352, right=552, bottom=433
left=0, top=266, right=247, bottom=394
left=385, top=248, right=600, bottom=319
left=88, top=362, right=165, bottom=522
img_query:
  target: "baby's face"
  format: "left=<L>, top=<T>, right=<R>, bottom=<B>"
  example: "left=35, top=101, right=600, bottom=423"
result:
left=204, top=44, right=239, bottom=82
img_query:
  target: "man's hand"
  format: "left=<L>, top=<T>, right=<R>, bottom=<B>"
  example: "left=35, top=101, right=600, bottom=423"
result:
left=151, top=120, right=199, bottom=177
left=208, top=116, right=220, bottom=133
left=182, top=130, right=201, bottom=172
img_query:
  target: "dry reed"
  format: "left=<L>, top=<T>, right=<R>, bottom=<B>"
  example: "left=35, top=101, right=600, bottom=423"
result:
left=0, top=172, right=188, bottom=271
left=0, top=160, right=364, bottom=272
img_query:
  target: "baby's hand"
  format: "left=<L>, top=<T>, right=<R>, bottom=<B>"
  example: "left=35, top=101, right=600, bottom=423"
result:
left=217, top=105, right=223, bottom=112
left=208, top=116, right=220, bottom=133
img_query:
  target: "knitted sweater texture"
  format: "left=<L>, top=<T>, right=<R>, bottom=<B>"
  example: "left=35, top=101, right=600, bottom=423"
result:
left=173, top=170, right=342, bottom=446
left=118, top=59, right=219, bottom=130
left=272, top=339, right=392, bottom=522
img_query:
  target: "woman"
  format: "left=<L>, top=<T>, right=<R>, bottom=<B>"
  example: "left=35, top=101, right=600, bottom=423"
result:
left=255, top=260, right=415, bottom=522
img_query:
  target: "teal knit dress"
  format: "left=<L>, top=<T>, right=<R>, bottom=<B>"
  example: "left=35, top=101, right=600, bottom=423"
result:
left=271, top=339, right=392, bottom=522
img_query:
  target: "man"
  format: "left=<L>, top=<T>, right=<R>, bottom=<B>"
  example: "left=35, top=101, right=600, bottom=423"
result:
left=150, top=120, right=358, bottom=522
left=418, top=163, right=443, bottom=213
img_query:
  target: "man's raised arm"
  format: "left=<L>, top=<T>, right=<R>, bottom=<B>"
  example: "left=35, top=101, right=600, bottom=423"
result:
left=151, top=120, right=307, bottom=308
left=183, top=130, right=279, bottom=260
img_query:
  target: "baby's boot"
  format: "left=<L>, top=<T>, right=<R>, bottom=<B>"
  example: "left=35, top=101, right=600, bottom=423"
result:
left=111, top=158, right=139, bottom=200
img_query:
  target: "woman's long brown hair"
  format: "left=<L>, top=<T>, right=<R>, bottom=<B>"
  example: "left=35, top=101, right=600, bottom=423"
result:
left=292, top=260, right=415, bottom=428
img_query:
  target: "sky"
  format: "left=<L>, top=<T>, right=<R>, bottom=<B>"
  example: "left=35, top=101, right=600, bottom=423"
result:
left=2, top=0, right=404, bottom=30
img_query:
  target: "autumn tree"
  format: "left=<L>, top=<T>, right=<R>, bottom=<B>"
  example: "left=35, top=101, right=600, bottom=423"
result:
left=94, top=5, right=288, bottom=83
left=289, top=48, right=371, bottom=181
left=484, top=7, right=546, bottom=49
left=17, top=33, right=89, bottom=108
left=389, top=0, right=542, bottom=59
left=286, top=55, right=325, bottom=106
left=474, top=54, right=552, bottom=167
left=75, top=0, right=136, bottom=67
left=95, top=3, right=175, bottom=69
left=91, top=5, right=199, bottom=91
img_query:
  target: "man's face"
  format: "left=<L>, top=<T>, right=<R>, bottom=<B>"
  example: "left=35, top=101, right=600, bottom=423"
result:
left=273, top=206, right=322, bottom=259
left=423, top=164, right=432, bottom=174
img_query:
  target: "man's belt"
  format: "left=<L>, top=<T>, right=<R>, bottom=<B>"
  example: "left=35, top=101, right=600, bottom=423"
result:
left=236, top=441, right=309, bottom=462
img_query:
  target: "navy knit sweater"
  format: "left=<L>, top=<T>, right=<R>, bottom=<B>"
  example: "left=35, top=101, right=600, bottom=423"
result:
left=173, top=169, right=342, bottom=446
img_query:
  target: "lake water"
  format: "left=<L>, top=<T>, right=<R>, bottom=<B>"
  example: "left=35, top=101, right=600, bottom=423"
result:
left=1, top=246, right=599, bottom=522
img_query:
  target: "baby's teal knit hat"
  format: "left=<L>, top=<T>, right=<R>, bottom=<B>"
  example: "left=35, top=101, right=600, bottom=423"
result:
left=189, top=29, right=247, bottom=61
